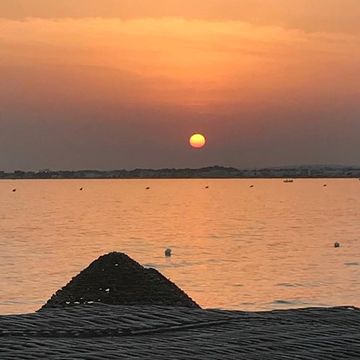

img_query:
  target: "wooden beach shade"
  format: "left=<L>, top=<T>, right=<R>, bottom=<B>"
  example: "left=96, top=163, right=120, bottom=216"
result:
left=40, top=252, right=200, bottom=311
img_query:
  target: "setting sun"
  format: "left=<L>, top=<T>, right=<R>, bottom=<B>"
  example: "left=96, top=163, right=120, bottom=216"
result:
left=190, top=133, right=206, bottom=149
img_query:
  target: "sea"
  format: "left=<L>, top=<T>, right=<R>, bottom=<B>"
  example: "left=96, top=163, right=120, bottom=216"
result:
left=1, top=179, right=359, bottom=315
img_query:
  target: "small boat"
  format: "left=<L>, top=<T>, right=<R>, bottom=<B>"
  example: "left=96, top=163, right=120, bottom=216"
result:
left=283, top=179, right=294, bottom=183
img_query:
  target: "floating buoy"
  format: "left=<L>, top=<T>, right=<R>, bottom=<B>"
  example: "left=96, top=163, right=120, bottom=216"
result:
left=146, top=187, right=150, bottom=190
left=323, top=184, right=327, bottom=187
left=334, top=242, right=340, bottom=248
left=12, top=188, right=16, bottom=192
left=250, top=185, right=254, bottom=188
left=165, top=248, right=172, bottom=257
left=80, top=187, right=83, bottom=191
left=205, top=186, right=209, bottom=189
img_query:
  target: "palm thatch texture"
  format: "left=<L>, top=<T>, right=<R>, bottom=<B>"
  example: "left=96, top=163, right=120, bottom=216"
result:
left=40, top=252, right=200, bottom=311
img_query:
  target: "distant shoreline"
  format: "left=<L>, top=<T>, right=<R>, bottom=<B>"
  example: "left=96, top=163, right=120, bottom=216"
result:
left=1, top=176, right=360, bottom=180
left=1, top=165, right=360, bottom=180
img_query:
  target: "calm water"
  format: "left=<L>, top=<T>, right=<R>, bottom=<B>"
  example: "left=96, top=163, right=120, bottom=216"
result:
left=1, top=179, right=360, bottom=315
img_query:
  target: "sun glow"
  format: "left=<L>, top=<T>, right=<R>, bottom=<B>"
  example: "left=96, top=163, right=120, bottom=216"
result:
left=190, top=134, right=206, bottom=149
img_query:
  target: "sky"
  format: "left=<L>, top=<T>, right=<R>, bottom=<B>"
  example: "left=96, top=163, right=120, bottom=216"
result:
left=0, top=0, right=360, bottom=170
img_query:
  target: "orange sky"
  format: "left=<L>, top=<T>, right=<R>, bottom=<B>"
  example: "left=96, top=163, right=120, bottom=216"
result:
left=0, top=1, right=359, bottom=170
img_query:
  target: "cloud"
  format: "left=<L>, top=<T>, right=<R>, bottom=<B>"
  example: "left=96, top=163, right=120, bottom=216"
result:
left=1, top=17, right=358, bottom=110
left=1, top=0, right=360, bottom=33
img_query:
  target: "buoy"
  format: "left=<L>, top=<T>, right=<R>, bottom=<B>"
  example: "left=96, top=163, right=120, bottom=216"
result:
left=334, top=242, right=340, bottom=248
left=250, top=185, right=254, bottom=188
left=146, top=187, right=150, bottom=190
left=80, top=187, right=83, bottom=191
left=205, top=186, right=209, bottom=189
left=12, top=188, right=16, bottom=192
left=323, top=184, right=327, bottom=187
left=165, top=248, right=172, bottom=257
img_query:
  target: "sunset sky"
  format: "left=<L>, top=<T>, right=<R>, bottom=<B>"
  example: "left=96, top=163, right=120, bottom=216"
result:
left=1, top=0, right=359, bottom=170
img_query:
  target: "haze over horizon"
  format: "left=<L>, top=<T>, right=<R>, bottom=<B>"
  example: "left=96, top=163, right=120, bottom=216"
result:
left=1, top=0, right=360, bottom=171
